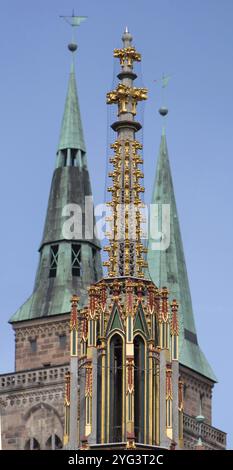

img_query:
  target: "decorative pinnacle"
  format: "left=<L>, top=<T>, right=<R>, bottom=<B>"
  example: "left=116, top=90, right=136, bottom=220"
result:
left=70, top=294, right=79, bottom=331
left=104, top=34, right=147, bottom=278
left=71, top=294, right=79, bottom=304
left=122, top=27, right=132, bottom=45
left=170, top=299, right=179, bottom=336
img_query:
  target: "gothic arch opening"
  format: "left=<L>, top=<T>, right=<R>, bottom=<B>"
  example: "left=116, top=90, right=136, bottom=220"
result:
left=45, top=434, right=62, bottom=450
left=134, top=334, right=145, bottom=443
left=24, top=403, right=63, bottom=450
left=24, top=438, right=40, bottom=450
left=109, top=333, right=123, bottom=442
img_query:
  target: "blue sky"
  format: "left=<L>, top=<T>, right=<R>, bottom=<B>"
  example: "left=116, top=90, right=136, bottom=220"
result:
left=0, top=0, right=232, bottom=447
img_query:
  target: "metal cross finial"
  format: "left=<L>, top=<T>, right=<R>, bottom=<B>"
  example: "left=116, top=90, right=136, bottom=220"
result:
left=161, top=73, right=171, bottom=88
left=60, top=10, right=87, bottom=28
left=154, top=73, right=171, bottom=88
left=60, top=10, right=87, bottom=54
left=154, top=74, right=171, bottom=130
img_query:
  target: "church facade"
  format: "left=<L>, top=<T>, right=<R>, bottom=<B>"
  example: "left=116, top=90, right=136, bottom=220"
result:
left=0, top=26, right=226, bottom=450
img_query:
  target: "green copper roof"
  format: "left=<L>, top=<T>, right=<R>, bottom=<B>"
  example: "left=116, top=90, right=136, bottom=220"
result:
left=9, top=287, right=87, bottom=323
left=147, top=133, right=217, bottom=382
left=57, top=62, right=86, bottom=153
left=10, top=57, right=102, bottom=324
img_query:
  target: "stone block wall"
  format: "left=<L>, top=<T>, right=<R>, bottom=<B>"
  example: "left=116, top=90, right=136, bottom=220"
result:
left=180, top=365, right=213, bottom=425
left=13, top=315, right=70, bottom=371
left=0, top=364, right=68, bottom=450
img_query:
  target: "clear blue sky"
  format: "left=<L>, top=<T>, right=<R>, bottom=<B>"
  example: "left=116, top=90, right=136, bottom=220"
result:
left=0, top=0, right=232, bottom=447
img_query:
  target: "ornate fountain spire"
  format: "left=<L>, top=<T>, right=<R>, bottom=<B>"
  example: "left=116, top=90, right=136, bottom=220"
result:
left=103, top=30, right=148, bottom=278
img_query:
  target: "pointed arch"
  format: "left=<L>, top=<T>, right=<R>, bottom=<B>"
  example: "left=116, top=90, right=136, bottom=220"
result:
left=45, top=434, right=63, bottom=450
left=23, top=403, right=63, bottom=426
left=107, top=303, right=124, bottom=335
left=109, top=333, right=124, bottom=442
left=24, top=437, right=40, bottom=450
left=134, top=303, right=149, bottom=338
left=23, top=403, right=63, bottom=450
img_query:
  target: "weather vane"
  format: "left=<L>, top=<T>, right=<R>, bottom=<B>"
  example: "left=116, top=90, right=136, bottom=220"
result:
left=154, top=73, right=171, bottom=119
left=60, top=9, right=87, bottom=52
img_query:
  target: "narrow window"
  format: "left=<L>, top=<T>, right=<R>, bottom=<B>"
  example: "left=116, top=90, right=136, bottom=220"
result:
left=49, top=244, right=59, bottom=278
left=72, top=244, right=81, bottom=277
left=200, top=392, right=204, bottom=414
left=61, top=149, right=67, bottom=167
left=59, top=334, right=67, bottom=349
left=109, top=334, right=123, bottom=442
left=25, top=438, right=40, bottom=450
left=134, top=335, right=145, bottom=443
left=45, top=434, right=62, bottom=450
left=29, top=338, right=37, bottom=353
left=71, top=149, right=77, bottom=166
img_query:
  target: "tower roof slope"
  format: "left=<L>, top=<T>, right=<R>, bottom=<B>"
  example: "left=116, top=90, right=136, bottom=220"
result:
left=57, top=63, right=86, bottom=153
left=10, top=52, right=102, bottom=324
left=147, top=133, right=217, bottom=382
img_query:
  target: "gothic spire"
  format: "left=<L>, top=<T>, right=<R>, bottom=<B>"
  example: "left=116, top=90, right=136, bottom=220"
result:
left=10, top=29, right=102, bottom=323
left=103, top=30, right=148, bottom=277
left=57, top=60, right=86, bottom=154
left=147, top=121, right=216, bottom=381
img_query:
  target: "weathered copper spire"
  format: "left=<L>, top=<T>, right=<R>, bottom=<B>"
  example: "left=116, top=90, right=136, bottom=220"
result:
left=147, top=118, right=217, bottom=381
left=103, top=30, right=148, bottom=278
left=10, top=18, right=102, bottom=322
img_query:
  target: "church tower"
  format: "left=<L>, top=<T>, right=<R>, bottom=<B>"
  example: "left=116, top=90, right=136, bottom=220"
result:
left=0, top=23, right=226, bottom=451
left=147, top=108, right=226, bottom=449
left=9, top=24, right=102, bottom=372
left=64, top=29, right=183, bottom=450
left=0, top=19, right=102, bottom=450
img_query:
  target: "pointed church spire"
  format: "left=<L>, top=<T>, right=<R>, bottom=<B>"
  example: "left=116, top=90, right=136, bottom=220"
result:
left=147, top=110, right=216, bottom=381
left=10, top=24, right=102, bottom=323
left=57, top=58, right=86, bottom=154
left=57, top=11, right=87, bottom=157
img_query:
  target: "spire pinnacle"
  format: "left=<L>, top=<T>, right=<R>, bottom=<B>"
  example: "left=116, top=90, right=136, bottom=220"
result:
left=57, top=62, right=86, bottom=153
left=122, top=27, right=133, bottom=46
left=60, top=10, right=87, bottom=55
left=57, top=14, right=87, bottom=155
left=104, top=35, right=147, bottom=278
left=155, top=73, right=170, bottom=135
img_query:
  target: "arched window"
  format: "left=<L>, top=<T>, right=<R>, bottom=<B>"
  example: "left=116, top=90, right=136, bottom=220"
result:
left=45, top=434, right=62, bottom=450
left=24, top=437, right=40, bottom=450
left=134, top=335, right=145, bottom=443
left=109, top=334, right=123, bottom=442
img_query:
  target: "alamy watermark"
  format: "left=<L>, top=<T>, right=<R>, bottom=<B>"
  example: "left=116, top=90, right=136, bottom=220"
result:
left=62, top=196, right=171, bottom=251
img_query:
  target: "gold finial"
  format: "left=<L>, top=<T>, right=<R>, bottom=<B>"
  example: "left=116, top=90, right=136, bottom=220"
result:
left=104, top=37, right=148, bottom=278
